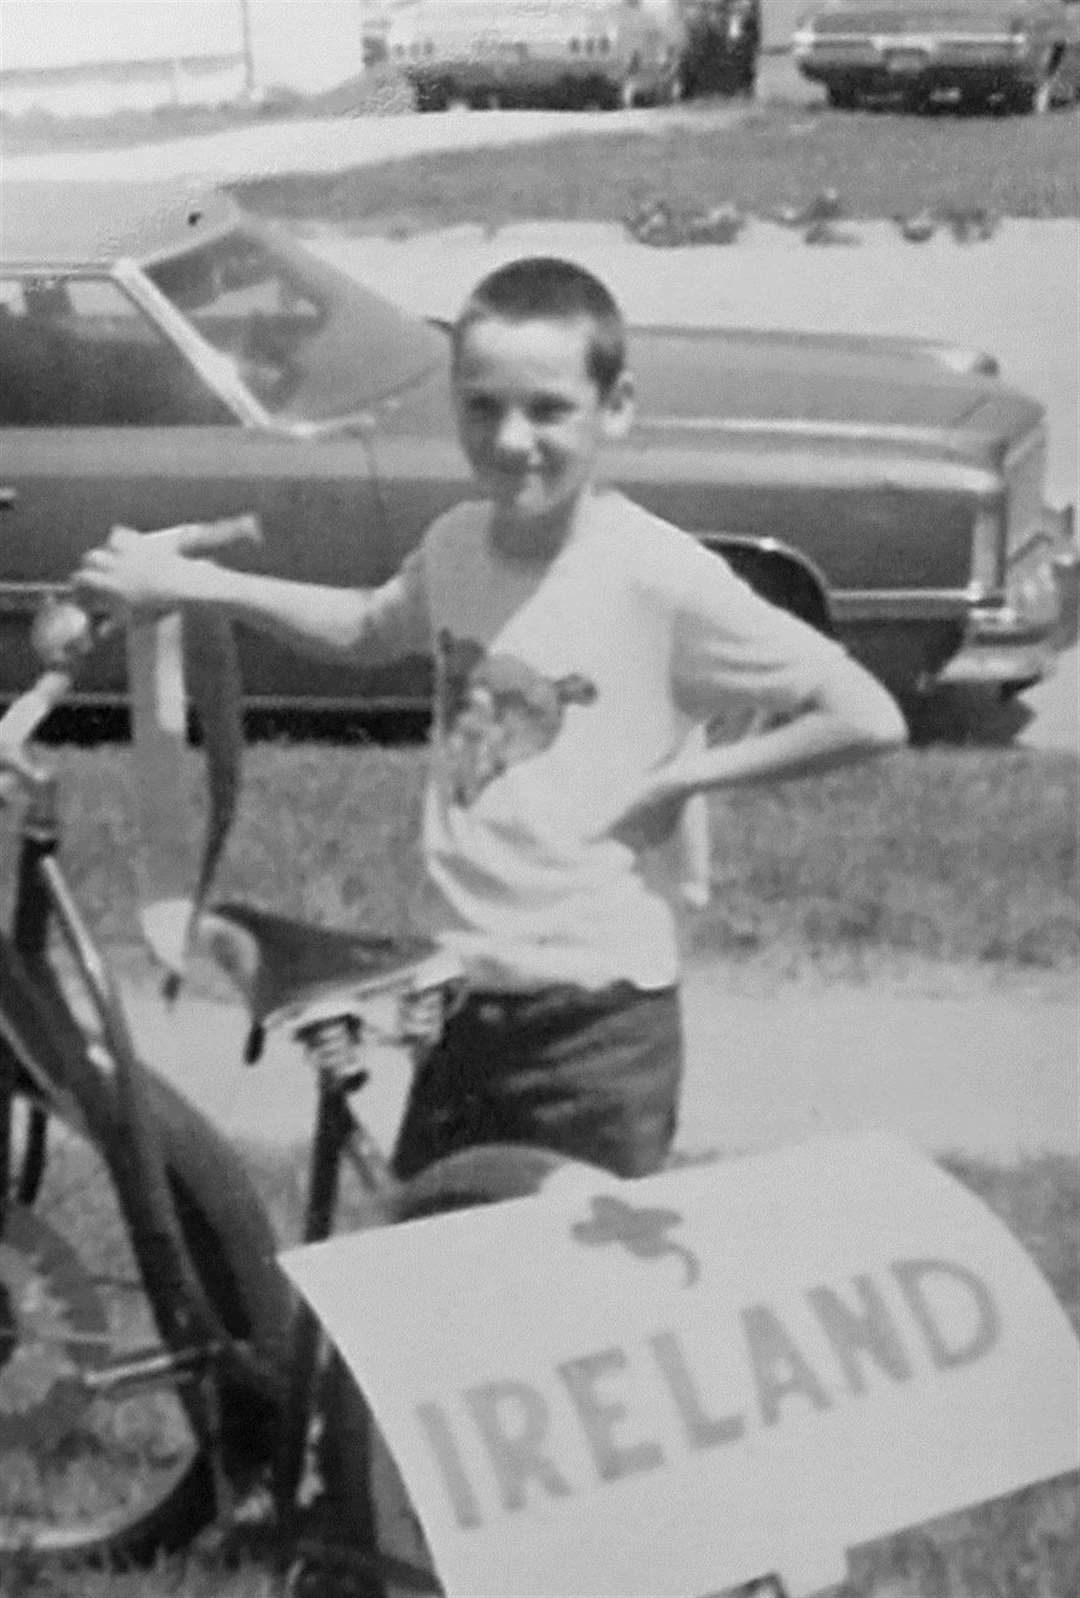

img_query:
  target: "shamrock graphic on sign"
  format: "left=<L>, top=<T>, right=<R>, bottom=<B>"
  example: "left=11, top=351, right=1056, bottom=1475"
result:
left=571, top=1196, right=701, bottom=1288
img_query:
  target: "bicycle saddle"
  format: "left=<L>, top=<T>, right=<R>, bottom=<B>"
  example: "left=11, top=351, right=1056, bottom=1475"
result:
left=207, top=902, right=454, bottom=1050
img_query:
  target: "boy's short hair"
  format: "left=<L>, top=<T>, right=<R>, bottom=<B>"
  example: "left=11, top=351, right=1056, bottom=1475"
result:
left=452, top=256, right=627, bottom=396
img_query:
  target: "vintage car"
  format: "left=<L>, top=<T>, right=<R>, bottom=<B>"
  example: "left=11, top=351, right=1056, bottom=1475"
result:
left=0, top=180, right=1076, bottom=720
left=376, top=0, right=686, bottom=110
left=792, top=0, right=1080, bottom=112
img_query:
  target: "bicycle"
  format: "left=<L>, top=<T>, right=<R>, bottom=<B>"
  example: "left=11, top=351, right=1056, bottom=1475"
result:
left=0, top=520, right=598, bottom=1589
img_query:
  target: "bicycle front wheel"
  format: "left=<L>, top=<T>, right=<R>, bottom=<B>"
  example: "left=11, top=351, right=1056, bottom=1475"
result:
left=0, top=1090, right=220, bottom=1559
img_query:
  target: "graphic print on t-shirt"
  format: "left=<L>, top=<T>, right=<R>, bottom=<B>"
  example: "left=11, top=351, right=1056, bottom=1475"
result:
left=437, top=629, right=598, bottom=807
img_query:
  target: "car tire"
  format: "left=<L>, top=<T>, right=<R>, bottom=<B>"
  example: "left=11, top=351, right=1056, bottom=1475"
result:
left=957, top=87, right=992, bottom=115
left=825, top=83, right=859, bottom=109
left=901, top=82, right=936, bottom=114
left=415, top=80, right=449, bottom=112
left=619, top=60, right=643, bottom=109
left=1008, top=56, right=1056, bottom=114
left=663, top=64, right=686, bottom=104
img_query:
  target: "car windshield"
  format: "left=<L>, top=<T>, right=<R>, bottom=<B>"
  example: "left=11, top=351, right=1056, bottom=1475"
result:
left=144, top=223, right=445, bottom=424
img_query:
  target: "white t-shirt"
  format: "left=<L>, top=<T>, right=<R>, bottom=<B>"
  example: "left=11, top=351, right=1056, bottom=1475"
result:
left=355, top=491, right=851, bottom=990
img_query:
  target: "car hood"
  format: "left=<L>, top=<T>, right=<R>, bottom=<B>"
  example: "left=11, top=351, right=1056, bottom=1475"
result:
left=625, top=325, right=1019, bottom=434
left=372, top=323, right=1040, bottom=460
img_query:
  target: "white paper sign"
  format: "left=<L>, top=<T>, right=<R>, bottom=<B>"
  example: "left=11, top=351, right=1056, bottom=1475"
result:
left=282, top=1133, right=1079, bottom=1598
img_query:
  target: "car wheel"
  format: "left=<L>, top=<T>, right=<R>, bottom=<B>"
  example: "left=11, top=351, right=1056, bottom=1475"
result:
left=619, top=69, right=641, bottom=109
left=957, top=87, right=992, bottom=115
left=415, top=80, right=449, bottom=112
left=825, top=83, right=859, bottom=109
left=901, top=82, right=935, bottom=114
left=1008, top=56, right=1056, bottom=114
left=664, top=64, right=686, bottom=104
left=732, top=56, right=757, bottom=99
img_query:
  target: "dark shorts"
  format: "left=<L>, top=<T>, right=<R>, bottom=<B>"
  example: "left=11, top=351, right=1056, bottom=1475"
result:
left=392, top=980, right=683, bottom=1181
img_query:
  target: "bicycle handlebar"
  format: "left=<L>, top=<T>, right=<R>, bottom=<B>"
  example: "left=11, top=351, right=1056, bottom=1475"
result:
left=0, top=514, right=261, bottom=794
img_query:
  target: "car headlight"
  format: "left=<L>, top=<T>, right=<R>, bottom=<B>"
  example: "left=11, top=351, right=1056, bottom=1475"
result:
left=1009, top=21, right=1031, bottom=52
left=969, top=502, right=1006, bottom=600
left=792, top=22, right=817, bottom=52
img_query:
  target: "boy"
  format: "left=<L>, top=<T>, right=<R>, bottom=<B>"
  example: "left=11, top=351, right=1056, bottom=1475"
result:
left=77, top=256, right=905, bottom=1184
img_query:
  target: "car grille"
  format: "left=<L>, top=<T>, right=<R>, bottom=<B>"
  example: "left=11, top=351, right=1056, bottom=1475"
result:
left=807, top=39, right=877, bottom=58
left=802, top=31, right=1013, bottom=56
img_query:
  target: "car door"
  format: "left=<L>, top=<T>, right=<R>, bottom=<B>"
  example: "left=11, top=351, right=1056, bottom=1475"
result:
left=0, top=269, right=396, bottom=708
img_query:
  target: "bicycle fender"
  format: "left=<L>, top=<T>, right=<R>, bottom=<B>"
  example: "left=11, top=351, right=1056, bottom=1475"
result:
left=387, top=1142, right=610, bottom=1224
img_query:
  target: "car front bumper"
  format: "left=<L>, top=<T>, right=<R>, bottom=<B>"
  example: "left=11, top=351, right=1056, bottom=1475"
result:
left=935, top=503, right=1079, bottom=689
left=408, top=57, right=644, bottom=95
left=793, top=36, right=1046, bottom=94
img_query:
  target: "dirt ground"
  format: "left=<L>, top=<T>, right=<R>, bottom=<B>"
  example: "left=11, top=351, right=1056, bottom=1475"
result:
left=118, top=957, right=1078, bottom=1165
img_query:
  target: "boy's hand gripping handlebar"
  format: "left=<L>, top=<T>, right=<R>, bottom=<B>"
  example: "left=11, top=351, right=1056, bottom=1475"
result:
left=0, top=514, right=260, bottom=797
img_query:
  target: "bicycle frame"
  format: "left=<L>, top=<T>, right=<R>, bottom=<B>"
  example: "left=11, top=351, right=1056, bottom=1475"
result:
left=0, top=555, right=607, bottom=1581
left=0, top=750, right=444, bottom=1571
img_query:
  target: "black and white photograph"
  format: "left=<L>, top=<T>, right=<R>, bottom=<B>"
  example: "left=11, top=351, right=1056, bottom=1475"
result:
left=1, top=2, right=1077, bottom=1595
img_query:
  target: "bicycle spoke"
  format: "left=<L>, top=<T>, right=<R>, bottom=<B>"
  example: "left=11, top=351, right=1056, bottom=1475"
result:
left=1, top=1131, right=206, bottom=1554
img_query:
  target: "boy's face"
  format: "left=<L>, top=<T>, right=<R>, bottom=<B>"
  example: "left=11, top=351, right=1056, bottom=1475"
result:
left=453, top=315, right=633, bottom=549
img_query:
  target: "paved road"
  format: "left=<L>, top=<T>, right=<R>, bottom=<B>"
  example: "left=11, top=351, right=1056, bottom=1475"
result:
left=117, top=963, right=1078, bottom=1164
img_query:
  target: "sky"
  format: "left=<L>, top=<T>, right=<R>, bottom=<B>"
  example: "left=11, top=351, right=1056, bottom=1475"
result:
left=2, top=1, right=375, bottom=87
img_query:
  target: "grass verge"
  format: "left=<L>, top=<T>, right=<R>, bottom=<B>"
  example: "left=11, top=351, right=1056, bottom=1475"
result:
left=233, top=102, right=1080, bottom=233
left=4, top=741, right=1074, bottom=979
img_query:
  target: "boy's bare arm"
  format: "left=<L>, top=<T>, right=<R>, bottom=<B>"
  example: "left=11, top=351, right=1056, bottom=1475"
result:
left=606, top=659, right=906, bottom=848
left=74, top=530, right=419, bottom=664
left=646, top=548, right=908, bottom=805
left=676, top=659, right=905, bottom=792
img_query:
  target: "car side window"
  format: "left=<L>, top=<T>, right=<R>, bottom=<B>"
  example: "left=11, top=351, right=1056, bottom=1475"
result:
left=0, top=274, right=237, bottom=427
left=148, top=235, right=327, bottom=415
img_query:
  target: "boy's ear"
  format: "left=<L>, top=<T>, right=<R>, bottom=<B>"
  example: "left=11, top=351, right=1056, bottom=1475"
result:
left=601, top=372, right=635, bottom=440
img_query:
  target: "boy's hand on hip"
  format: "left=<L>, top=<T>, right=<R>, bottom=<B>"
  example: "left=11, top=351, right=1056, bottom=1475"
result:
left=601, top=777, right=688, bottom=851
